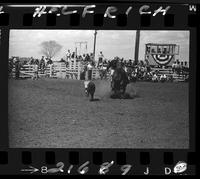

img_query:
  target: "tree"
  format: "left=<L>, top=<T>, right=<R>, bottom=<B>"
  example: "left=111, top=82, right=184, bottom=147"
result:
left=40, top=40, right=62, bottom=59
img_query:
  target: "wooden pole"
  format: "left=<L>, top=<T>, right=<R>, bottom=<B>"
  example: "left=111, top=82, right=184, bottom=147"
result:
left=93, top=30, right=97, bottom=62
left=134, top=30, right=140, bottom=64
left=77, top=61, right=80, bottom=80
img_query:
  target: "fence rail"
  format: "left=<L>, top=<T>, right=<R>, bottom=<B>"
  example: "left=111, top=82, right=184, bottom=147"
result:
left=11, top=62, right=188, bottom=82
left=11, top=61, right=102, bottom=80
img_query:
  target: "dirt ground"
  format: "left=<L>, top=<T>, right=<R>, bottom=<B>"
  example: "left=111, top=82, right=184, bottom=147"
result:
left=8, top=78, right=189, bottom=148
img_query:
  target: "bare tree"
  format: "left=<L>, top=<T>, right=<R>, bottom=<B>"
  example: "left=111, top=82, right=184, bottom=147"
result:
left=40, top=40, right=62, bottom=59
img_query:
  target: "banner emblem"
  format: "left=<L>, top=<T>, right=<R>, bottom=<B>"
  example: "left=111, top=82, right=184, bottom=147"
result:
left=152, top=54, right=174, bottom=66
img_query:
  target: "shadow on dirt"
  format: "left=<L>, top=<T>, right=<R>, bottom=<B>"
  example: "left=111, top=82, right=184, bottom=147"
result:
left=90, top=98, right=100, bottom=102
left=110, top=92, right=137, bottom=99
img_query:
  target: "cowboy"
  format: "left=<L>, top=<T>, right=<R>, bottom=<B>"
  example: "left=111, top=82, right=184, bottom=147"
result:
left=98, top=51, right=104, bottom=66
left=109, top=57, right=119, bottom=76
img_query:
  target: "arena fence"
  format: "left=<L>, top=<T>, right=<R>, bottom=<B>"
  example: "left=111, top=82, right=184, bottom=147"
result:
left=11, top=61, right=187, bottom=82
left=11, top=60, right=101, bottom=80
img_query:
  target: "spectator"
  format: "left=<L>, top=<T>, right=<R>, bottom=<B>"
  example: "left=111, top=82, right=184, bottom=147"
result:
left=71, top=52, right=76, bottom=59
left=66, top=50, right=71, bottom=61
left=98, top=51, right=104, bottom=66
left=168, top=75, right=173, bottom=82
left=140, top=60, right=144, bottom=66
left=35, top=59, right=39, bottom=65
left=45, top=57, right=49, bottom=65
left=87, top=61, right=93, bottom=80
left=127, top=59, right=132, bottom=67
left=160, top=74, right=167, bottom=82
left=184, top=61, right=188, bottom=68
left=60, top=58, right=65, bottom=62
left=40, top=56, right=46, bottom=73
left=152, top=73, right=158, bottom=82
left=132, top=60, right=137, bottom=66
left=90, top=53, right=94, bottom=61
left=172, top=61, right=176, bottom=73
left=176, top=60, right=181, bottom=75
left=85, top=53, right=90, bottom=62
left=65, top=61, right=69, bottom=68
left=131, top=71, right=137, bottom=82
left=77, top=55, right=83, bottom=62
left=29, top=57, right=34, bottom=65
left=47, top=58, right=53, bottom=65
left=82, top=54, right=86, bottom=61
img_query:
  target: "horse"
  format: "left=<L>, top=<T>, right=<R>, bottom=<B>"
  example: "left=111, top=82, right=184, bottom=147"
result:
left=107, top=58, right=129, bottom=98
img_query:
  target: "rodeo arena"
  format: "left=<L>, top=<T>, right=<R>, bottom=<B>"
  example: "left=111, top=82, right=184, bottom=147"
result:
left=8, top=31, right=189, bottom=148
left=9, top=43, right=189, bottom=84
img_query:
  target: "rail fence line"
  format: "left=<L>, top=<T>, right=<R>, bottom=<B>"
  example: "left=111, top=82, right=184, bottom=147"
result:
left=11, top=61, right=101, bottom=80
left=11, top=61, right=187, bottom=82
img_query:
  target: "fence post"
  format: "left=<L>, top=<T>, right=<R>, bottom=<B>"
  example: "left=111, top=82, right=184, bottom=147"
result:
left=50, top=64, right=52, bottom=77
left=69, top=60, right=72, bottom=79
left=29, top=65, right=31, bottom=77
left=77, top=61, right=80, bottom=80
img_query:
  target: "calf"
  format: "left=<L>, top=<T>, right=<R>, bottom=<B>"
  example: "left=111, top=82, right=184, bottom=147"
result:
left=84, top=80, right=96, bottom=101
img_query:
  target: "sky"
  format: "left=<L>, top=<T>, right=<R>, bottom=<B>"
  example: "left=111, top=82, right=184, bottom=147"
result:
left=9, top=30, right=189, bottom=62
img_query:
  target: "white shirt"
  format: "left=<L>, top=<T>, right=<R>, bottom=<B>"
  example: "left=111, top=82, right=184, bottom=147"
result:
left=124, top=67, right=128, bottom=72
left=87, top=64, right=93, bottom=70
left=152, top=74, right=157, bottom=80
left=33, top=64, right=38, bottom=72
left=98, top=53, right=104, bottom=59
left=102, top=66, right=107, bottom=70
left=66, top=52, right=71, bottom=57
left=84, top=81, right=90, bottom=88
left=110, top=69, right=114, bottom=76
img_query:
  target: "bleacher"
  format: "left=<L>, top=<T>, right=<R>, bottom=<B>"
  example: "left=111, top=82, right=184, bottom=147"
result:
left=151, top=67, right=187, bottom=82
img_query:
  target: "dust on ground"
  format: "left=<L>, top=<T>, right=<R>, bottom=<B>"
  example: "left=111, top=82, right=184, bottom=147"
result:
left=8, top=78, right=189, bottom=148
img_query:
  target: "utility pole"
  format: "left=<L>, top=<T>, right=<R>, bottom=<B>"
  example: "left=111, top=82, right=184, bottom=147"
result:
left=134, top=30, right=140, bottom=64
left=75, top=41, right=87, bottom=56
left=93, top=30, right=97, bottom=62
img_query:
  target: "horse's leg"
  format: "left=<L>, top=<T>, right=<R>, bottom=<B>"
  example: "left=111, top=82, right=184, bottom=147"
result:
left=100, top=71, right=102, bottom=79
left=90, top=93, right=94, bottom=101
left=111, top=80, right=114, bottom=90
left=110, top=80, right=116, bottom=98
left=120, top=83, right=127, bottom=99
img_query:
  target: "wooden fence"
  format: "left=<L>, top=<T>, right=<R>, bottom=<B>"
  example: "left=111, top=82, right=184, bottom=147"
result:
left=11, top=62, right=188, bottom=82
left=11, top=61, right=101, bottom=80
